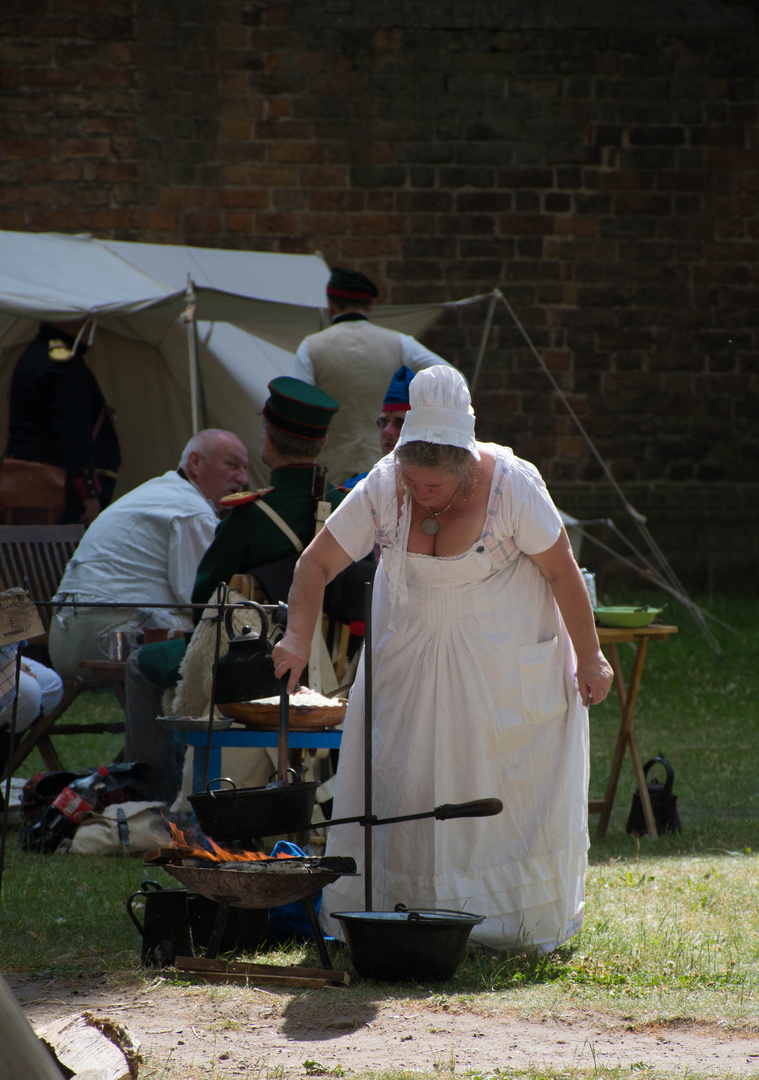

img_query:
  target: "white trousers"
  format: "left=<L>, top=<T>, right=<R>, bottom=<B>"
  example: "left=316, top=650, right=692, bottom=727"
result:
left=0, top=658, right=64, bottom=732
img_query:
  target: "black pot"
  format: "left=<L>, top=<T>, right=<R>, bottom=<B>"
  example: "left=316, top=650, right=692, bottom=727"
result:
left=126, top=881, right=194, bottom=967
left=188, top=776, right=319, bottom=844
left=126, top=880, right=269, bottom=965
left=331, top=904, right=485, bottom=982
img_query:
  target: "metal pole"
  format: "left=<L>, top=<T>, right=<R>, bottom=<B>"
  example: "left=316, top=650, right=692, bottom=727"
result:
left=203, top=583, right=228, bottom=790
left=184, top=276, right=199, bottom=434
left=0, top=650, right=24, bottom=898
left=363, top=579, right=373, bottom=911
left=193, top=317, right=210, bottom=429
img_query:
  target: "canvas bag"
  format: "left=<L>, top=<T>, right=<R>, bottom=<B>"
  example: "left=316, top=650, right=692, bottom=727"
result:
left=69, top=801, right=170, bottom=854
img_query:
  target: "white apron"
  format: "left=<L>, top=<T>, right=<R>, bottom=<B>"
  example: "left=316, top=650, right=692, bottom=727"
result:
left=319, top=447, right=589, bottom=951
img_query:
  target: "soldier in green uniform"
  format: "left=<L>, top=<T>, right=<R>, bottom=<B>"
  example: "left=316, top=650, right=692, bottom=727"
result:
left=191, top=376, right=345, bottom=606
left=125, top=377, right=346, bottom=802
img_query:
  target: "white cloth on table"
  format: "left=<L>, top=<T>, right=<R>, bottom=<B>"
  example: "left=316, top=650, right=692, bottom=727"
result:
left=318, top=445, right=589, bottom=952
left=49, top=470, right=218, bottom=678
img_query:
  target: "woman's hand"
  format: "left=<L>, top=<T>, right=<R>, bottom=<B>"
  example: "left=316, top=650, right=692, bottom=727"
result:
left=271, top=529, right=354, bottom=694
left=575, top=651, right=614, bottom=707
left=272, top=631, right=312, bottom=695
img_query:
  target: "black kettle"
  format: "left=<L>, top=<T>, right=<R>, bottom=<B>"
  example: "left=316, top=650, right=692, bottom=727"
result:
left=214, top=601, right=280, bottom=704
left=126, top=880, right=194, bottom=966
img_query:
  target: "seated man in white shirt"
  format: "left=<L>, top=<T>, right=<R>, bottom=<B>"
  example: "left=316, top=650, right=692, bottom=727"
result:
left=48, top=429, right=248, bottom=679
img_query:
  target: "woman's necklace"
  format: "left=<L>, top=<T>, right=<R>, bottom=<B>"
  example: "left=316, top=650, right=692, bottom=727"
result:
left=419, top=485, right=461, bottom=535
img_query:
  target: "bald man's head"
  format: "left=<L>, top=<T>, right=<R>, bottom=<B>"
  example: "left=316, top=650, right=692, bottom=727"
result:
left=180, top=429, right=248, bottom=508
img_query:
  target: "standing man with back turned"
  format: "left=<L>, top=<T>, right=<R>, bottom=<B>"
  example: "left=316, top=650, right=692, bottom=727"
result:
left=291, top=267, right=451, bottom=485
left=2, top=320, right=120, bottom=524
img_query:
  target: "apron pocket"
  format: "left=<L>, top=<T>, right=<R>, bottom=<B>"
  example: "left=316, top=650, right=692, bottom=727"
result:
left=518, top=636, right=567, bottom=724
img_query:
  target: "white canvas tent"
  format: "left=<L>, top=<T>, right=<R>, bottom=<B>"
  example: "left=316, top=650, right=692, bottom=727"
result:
left=0, top=231, right=475, bottom=494
left=6, top=232, right=715, bottom=638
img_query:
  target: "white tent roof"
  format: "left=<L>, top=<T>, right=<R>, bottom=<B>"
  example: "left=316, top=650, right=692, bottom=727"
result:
left=0, top=231, right=473, bottom=493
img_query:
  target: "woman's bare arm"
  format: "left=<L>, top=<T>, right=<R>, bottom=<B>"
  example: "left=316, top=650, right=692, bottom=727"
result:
left=272, top=528, right=354, bottom=693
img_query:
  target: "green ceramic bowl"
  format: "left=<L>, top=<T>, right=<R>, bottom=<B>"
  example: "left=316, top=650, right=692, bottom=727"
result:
left=593, top=606, right=662, bottom=628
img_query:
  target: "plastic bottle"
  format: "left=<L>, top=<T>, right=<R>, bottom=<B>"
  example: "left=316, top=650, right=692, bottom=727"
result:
left=580, top=568, right=598, bottom=608
left=22, top=766, right=111, bottom=854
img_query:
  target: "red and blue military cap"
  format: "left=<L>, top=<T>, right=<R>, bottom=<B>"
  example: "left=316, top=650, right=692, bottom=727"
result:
left=382, top=365, right=415, bottom=413
left=326, top=267, right=378, bottom=302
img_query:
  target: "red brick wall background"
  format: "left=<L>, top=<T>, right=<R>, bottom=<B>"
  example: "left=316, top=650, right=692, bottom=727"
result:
left=2, top=0, right=757, bottom=588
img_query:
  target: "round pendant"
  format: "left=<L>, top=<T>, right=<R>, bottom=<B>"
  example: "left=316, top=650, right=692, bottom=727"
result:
left=421, top=516, right=439, bottom=535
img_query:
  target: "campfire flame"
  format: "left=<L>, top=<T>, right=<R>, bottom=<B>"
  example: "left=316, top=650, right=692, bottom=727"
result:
left=166, top=821, right=295, bottom=863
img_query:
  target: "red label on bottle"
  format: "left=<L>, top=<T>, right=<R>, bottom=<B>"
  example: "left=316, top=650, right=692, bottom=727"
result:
left=52, top=787, right=94, bottom=825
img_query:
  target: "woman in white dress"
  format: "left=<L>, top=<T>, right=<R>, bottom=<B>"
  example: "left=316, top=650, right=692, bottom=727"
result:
left=273, top=366, right=613, bottom=952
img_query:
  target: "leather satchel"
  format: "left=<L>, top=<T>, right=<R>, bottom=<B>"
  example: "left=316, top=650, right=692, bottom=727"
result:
left=0, top=457, right=67, bottom=523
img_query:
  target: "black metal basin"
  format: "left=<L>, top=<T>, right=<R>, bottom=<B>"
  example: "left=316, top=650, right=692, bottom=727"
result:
left=164, top=856, right=357, bottom=909
left=331, top=904, right=485, bottom=982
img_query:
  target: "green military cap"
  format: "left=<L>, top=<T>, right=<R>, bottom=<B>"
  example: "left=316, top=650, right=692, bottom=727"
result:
left=326, top=266, right=378, bottom=302
left=263, top=376, right=339, bottom=439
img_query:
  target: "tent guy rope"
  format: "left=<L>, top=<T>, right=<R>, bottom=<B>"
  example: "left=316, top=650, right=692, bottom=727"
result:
left=477, top=288, right=727, bottom=657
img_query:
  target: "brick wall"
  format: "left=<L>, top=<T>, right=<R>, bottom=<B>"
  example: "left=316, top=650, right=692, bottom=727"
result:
left=1, top=0, right=757, bottom=587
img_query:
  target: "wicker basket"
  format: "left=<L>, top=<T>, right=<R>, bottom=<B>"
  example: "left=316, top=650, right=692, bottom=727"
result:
left=217, top=699, right=347, bottom=730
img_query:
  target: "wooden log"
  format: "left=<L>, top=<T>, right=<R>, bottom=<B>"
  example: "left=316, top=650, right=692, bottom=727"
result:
left=142, top=846, right=182, bottom=865
left=0, top=973, right=63, bottom=1080
left=179, top=970, right=333, bottom=988
left=34, top=1012, right=141, bottom=1080
left=175, top=954, right=350, bottom=987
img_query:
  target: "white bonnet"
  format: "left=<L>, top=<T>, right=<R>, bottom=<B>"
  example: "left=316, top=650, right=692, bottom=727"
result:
left=395, top=364, right=479, bottom=461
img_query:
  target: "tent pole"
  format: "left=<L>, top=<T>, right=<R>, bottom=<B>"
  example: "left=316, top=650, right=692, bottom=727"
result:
left=469, top=290, right=499, bottom=395
left=193, top=318, right=210, bottom=428
left=184, top=276, right=199, bottom=434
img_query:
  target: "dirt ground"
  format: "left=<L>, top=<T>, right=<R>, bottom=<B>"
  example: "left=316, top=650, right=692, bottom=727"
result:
left=9, top=972, right=759, bottom=1079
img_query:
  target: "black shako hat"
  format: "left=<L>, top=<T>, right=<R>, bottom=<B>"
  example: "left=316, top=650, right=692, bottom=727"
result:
left=262, top=376, right=339, bottom=440
left=326, top=266, right=378, bottom=302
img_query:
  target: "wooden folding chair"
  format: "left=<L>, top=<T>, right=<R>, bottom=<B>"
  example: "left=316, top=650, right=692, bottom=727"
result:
left=0, top=524, right=85, bottom=644
left=0, top=524, right=125, bottom=777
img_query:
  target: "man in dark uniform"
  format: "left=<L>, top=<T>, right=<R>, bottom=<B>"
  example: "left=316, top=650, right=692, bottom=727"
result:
left=3, top=320, right=120, bottom=523
left=125, top=376, right=347, bottom=802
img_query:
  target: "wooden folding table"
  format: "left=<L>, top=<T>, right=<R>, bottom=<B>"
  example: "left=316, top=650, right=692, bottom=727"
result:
left=589, top=623, right=678, bottom=838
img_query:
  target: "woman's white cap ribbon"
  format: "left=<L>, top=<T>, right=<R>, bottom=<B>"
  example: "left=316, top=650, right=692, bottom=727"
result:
left=395, top=364, right=480, bottom=460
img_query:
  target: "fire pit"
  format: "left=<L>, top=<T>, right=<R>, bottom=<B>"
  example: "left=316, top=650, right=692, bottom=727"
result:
left=156, top=854, right=357, bottom=909
left=144, top=838, right=358, bottom=970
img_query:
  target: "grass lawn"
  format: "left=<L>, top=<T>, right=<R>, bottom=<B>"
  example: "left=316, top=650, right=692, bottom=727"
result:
left=0, top=590, right=756, bottom=1076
